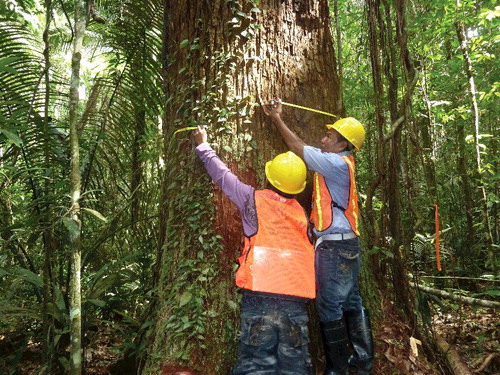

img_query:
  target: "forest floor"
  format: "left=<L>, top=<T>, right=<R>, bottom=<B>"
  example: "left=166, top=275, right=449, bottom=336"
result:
left=2, top=302, right=499, bottom=374
left=372, top=299, right=499, bottom=375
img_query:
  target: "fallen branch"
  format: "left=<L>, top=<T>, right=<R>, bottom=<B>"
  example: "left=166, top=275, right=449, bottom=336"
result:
left=410, top=282, right=500, bottom=308
left=419, top=276, right=499, bottom=283
left=474, top=353, right=499, bottom=373
left=435, top=334, right=473, bottom=375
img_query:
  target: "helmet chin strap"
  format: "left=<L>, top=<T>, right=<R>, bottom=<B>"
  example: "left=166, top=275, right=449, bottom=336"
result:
left=267, top=183, right=295, bottom=199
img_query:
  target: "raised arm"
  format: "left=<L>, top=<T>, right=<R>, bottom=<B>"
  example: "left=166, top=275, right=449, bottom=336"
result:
left=193, top=125, right=257, bottom=237
left=262, top=98, right=307, bottom=159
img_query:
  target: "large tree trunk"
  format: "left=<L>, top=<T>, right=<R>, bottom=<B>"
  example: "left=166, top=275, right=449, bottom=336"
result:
left=146, top=0, right=344, bottom=373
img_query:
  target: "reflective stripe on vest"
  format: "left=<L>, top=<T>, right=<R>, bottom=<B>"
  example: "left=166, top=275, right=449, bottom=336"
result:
left=310, top=155, right=360, bottom=236
left=235, top=189, right=315, bottom=299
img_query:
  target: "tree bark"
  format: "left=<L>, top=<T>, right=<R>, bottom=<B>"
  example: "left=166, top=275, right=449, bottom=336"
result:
left=147, top=0, right=342, bottom=373
left=366, top=0, right=386, bottom=279
left=454, top=13, right=495, bottom=273
left=418, top=65, right=439, bottom=217
left=42, top=0, right=55, bottom=370
left=456, top=115, right=476, bottom=253
left=333, top=0, right=344, bottom=110
left=131, top=109, right=145, bottom=227
left=68, top=1, right=87, bottom=374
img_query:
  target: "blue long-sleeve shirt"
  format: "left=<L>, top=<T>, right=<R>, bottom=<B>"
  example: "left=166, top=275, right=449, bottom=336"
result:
left=303, top=145, right=353, bottom=235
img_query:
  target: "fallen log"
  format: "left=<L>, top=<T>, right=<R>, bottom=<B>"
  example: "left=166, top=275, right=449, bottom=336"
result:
left=410, top=282, right=500, bottom=308
left=419, top=276, right=499, bottom=283
left=435, top=334, right=473, bottom=375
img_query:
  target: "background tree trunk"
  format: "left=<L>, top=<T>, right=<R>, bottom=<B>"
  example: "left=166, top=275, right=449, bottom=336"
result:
left=455, top=15, right=495, bottom=273
left=41, top=0, right=55, bottom=371
left=68, top=1, right=87, bottom=374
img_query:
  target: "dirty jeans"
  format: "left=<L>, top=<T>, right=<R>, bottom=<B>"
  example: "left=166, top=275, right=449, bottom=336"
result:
left=315, top=237, right=364, bottom=322
left=232, top=292, right=312, bottom=375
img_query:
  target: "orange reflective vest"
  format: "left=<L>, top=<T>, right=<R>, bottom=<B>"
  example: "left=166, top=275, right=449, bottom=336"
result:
left=310, top=155, right=360, bottom=236
left=235, top=189, right=315, bottom=299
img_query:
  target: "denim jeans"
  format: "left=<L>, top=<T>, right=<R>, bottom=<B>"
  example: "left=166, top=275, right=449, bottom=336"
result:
left=232, top=292, right=313, bottom=375
left=315, top=237, right=364, bottom=321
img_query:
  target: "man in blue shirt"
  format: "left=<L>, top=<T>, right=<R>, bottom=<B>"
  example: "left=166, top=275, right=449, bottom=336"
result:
left=263, top=99, right=374, bottom=375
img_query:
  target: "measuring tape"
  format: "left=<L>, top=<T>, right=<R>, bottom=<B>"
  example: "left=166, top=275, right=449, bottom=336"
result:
left=172, top=126, right=198, bottom=136
left=281, top=101, right=337, bottom=118
left=171, top=100, right=336, bottom=142
left=168, top=126, right=202, bottom=146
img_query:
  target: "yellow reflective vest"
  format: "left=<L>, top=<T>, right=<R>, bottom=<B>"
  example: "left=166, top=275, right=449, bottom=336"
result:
left=310, top=155, right=360, bottom=236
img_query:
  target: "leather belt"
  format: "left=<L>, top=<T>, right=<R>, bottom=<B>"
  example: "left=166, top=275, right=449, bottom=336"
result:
left=315, top=232, right=357, bottom=248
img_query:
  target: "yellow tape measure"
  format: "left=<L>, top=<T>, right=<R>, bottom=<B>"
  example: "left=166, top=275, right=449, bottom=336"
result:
left=172, top=126, right=198, bottom=136
left=170, top=98, right=336, bottom=144
left=168, top=126, right=200, bottom=146
left=281, top=101, right=337, bottom=118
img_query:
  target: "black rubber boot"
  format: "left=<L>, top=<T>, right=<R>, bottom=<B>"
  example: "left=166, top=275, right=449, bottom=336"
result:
left=321, top=319, right=350, bottom=375
left=344, top=309, right=374, bottom=374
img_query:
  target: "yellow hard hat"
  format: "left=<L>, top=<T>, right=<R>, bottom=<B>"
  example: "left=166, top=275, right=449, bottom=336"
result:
left=265, top=151, right=307, bottom=194
left=326, top=117, right=365, bottom=150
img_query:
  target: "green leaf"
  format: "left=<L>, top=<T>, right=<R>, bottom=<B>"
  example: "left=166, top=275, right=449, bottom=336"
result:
left=140, top=320, right=154, bottom=330
left=0, top=56, right=19, bottom=73
left=12, top=268, right=42, bottom=289
left=0, top=128, right=23, bottom=146
left=179, top=292, right=192, bottom=307
left=227, top=300, right=238, bottom=310
left=82, top=207, right=107, bottom=222
left=382, top=250, right=394, bottom=258
left=180, top=39, right=189, bottom=48
left=88, top=273, right=121, bottom=300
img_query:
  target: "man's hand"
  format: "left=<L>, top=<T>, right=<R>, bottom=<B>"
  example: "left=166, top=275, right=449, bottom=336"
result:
left=194, top=125, right=207, bottom=145
left=262, top=97, right=282, bottom=118
left=261, top=97, right=306, bottom=159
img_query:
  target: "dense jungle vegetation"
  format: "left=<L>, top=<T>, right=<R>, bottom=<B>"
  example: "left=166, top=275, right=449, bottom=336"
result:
left=0, top=0, right=498, bottom=374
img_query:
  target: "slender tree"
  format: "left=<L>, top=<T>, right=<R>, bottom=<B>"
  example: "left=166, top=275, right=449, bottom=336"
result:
left=454, top=2, right=495, bottom=272
left=68, top=1, right=88, bottom=374
left=41, top=0, right=56, bottom=370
